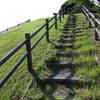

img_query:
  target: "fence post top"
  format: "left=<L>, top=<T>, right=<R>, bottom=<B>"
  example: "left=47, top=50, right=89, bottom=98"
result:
left=95, top=15, right=98, bottom=18
left=25, top=33, right=30, bottom=36
left=53, top=13, right=57, bottom=15
left=46, top=19, right=48, bottom=22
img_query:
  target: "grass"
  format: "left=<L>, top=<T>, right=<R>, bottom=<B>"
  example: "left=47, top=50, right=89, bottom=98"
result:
left=76, top=65, right=100, bottom=79
left=0, top=13, right=100, bottom=100
left=0, top=15, right=70, bottom=99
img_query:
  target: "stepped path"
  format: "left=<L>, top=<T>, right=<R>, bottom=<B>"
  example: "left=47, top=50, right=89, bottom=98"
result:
left=23, top=14, right=97, bottom=100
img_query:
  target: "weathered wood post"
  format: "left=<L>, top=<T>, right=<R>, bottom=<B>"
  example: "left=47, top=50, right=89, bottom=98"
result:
left=62, top=7, right=64, bottom=18
left=54, top=13, right=57, bottom=29
left=89, top=13, right=91, bottom=28
left=82, top=5, right=85, bottom=16
left=61, top=8, right=64, bottom=18
left=46, top=19, right=49, bottom=42
left=95, top=15, right=98, bottom=40
left=25, top=33, right=33, bottom=73
left=59, top=10, right=61, bottom=22
left=85, top=10, right=88, bottom=20
left=82, top=8, right=85, bottom=15
left=64, top=5, right=66, bottom=14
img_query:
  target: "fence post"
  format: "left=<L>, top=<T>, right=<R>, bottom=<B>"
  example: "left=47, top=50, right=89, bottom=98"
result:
left=85, top=10, right=88, bottom=20
left=55, top=14, right=57, bottom=29
left=82, top=6, right=85, bottom=16
left=25, top=33, right=33, bottom=73
left=64, top=6, right=66, bottom=14
left=59, top=10, right=61, bottom=22
left=83, top=9, right=85, bottom=15
left=89, top=13, right=91, bottom=28
left=61, top=9, right=63, bottom=18
left=62, top=7, right=64, bottom=18
left=46, top=19, right=49, bottom=42
left=95, top=15, right=98, bottom=40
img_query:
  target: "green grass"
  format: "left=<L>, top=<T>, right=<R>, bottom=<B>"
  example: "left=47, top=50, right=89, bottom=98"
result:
left=0, top=15, right=70, bottom=99
left=0, top=13, right=100, bottom=100
left=76, top=65, right=100, bottom=79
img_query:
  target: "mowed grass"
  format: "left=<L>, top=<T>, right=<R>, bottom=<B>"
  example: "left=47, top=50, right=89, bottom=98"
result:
left=0, top=15, right=69, bottom=100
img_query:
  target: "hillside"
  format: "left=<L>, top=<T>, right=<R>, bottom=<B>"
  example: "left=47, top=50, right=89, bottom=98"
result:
left=1, top=2, right=100, bottom=99
left=22, top=13, right=100, bottom=100
left=0, top=15, right=68, bottom=99
left=0, top=12, right=100, bottom=99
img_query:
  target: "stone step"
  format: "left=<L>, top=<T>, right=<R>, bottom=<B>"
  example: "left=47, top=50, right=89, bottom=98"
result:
left=46, top=60, right=87, bottom=66
left=41, top=76, right=94, bottom=83
left=62, top=27, right=86, bottom=31
left=56, top=51, right=93, bottom=56
left=55, top=44, right=91, bottom=49
left=57, top=39, right=76, bottom=42
left=62, top=28, right=71, bottom=31
left=40, top=70, right=94, bottom=83
left=57, top=38, right=86, bottom=42
left=62, top=31, right=82, bottom=34
left=42, top=76, right=81, bottom=82
left=59, top=34, right=86, bottom=38
left=55, top=44, right=73, bottom=48
left=65, top=24, right=77, bottom=26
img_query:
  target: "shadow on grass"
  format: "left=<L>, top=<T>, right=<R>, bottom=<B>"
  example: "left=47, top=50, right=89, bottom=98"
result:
left=24, top=14, right=97, bottom=100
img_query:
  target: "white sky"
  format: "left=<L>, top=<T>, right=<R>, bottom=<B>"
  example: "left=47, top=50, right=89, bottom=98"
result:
left=0, top=0, right=99, bottom=32
left=0, top=0, right=67, bottom=31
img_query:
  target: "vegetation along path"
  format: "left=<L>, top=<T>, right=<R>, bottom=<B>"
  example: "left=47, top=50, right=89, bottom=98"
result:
left=23, top=13, right=100, bottom=100
left=1, top=13, right=100, bottom=100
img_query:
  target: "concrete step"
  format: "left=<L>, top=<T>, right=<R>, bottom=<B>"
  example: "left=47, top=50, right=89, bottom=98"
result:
left=62, top=27, right=87, bottom=31
left=57, top=39, right=76, bottom=42
left=57, top=38, right=86, bottom=42
left=65, top=24, right=77, bottom=26
left=62, top=27, right=83, bottom=31
left=46, top=60, right=87, bottom=66
left=55, top=44, right=73, bottom=48
left=62, top=31, right=83, bottom=34
left=56, top=51, right=93, bottom=56
left=59, top=34, right=86, bottom=38
left=41, top=70, right=94, bottom=83
left=55, top=44, right=91, bottom=49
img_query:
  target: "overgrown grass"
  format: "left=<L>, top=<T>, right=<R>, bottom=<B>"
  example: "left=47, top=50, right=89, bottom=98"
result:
left=1, top=13, right=100, bottom=100
left=0, top=15, right=70, bottom=99
left=30, top=13, right=100, bottom=99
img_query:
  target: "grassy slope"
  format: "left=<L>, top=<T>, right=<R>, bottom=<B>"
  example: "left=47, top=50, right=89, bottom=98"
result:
left=24, top=13, right=100, bottom=100
left=0, top=13, right=100, bottom=100
left=0, top=16, right=68, bottom=100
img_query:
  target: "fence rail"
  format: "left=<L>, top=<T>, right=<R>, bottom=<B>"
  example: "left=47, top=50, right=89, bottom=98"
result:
left=0, top=19, right=30, bottom=35
left=82, top=5, right=100, bottom=40
left=0, top=6, right=66, bottom=88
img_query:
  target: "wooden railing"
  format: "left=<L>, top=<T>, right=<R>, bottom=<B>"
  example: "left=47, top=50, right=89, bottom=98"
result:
left=82, top=5, right=100, bottom=40
left=0, top=7, right=66, bottom=88
left=0, top=19, right=30, bottom=35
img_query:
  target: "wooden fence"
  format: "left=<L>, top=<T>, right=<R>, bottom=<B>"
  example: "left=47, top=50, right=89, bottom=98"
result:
left=0, top=19, right=30, bottom=35
left=0, top=6, right=66, bottom=88
left=82, top=5, right=100, bottom=40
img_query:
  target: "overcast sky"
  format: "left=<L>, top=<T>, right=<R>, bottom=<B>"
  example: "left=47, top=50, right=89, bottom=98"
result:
left=0, top=0, right=99, bottom=32
left=0, top=0, right=67, bottom=31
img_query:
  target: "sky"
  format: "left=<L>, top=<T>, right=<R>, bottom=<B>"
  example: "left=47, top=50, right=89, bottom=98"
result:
left=0, top=0, right=99, bottom=32
left=92, top=0, right=99, bottom=5
left=0, top=0, right=67, bottom=32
